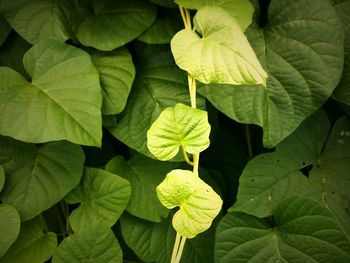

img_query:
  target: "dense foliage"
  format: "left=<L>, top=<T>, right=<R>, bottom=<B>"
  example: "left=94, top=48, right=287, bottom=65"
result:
left=0, top=0, right=350, bottom=262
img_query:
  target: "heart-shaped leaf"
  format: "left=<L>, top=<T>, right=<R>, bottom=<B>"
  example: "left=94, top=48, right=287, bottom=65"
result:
left=88, top=47, right=135, bottom=115
left=106, top=154, right=176, bottom=222
left=175, top=0, right=254, bottom=31
left=76, top=0, right=156, bottom=51
left=64, top=168, right=130, bottom=232
left=157, top=169, right=222, bottom=238
left=230, top=111, right=350, bottom=239
left=0, top=40, right=102, bottom=146
left=0, top=136, right=84, bottom=220
left=52, top=223, right=122, bottom=263
left=0, top=218, right=57, bottom=263
left=198, top=0, right=344, bottom=147
left=107, top=44, right=205, bottom=159
left=216, top=197, right=350, bottom=262
left=147, top=103, right=211, bottom=161
left=0, top=204, right=20, bottom=257
left=171, top=6, right=267, bottom=85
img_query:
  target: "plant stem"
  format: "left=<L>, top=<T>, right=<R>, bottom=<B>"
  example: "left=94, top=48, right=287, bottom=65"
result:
left=181, top=145, right=194, bottom=166
left=245, top=124, right=253, bottom=159
left=175, top=236, right=186, bottom=263
left=38, top=213, right=49, bottom=233
left=171, top=233, right=181, bottom=263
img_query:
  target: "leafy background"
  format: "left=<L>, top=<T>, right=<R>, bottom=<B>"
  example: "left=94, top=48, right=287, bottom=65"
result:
left=0, top=0, right=350, bottom=262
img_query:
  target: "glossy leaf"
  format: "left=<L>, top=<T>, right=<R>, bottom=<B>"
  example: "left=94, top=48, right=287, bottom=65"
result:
left=88, top=47, right=135, bottom=115
left=107, top=44, right=205, bottom=159
left=333, top=0, right=350, bottom=106
left=231, top=111, right=350, bottom=239
left=76, top=0, right=156, bottom=51
left=171, top=7, right=267, bottom=85
left=175, top=0, right=254, bottom=31
left=147, top=103, right=211, bottom=160
left=0, top=14, right=11, bottom=46
left=0, top=40, right=102, bottom=146
left=0, top=204, right=20, bottom=257
left=120, top=213, right=216, bottom=263
left=0, top=0, right=73, bottom=44
left=64, top=168, right=131, bottom=232
left=52, top=223, right=122, bottom=263
left=0, top=165, right=4, bottom=192
left=0, top=136, right=84, bottom=220
left=0, top=218, right=57, bottom=263
left=106, top=154, right=175, bottom=222
left=216, top=197, right=350, bottom=262
left=157, top=169, right=222, bottom=238
left=199, top=0, right=344, bottom=147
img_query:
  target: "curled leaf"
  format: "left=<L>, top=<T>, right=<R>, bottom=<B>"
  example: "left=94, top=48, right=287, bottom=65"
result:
left=156, top=169, right=222, bottom=238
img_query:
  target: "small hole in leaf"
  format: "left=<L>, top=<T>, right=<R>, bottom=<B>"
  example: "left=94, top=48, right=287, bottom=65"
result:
left=276, top=160, right=280, bottom=163
left=251, top=178, right=255, bottom=182
left=332, top=191, right=335, bottom=194
left=299, top=164, right=313, bottom=178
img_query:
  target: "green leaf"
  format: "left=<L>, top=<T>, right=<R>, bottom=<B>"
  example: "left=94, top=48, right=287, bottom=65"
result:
left=147, top=103, right=211, bottom=160
left=0, top=0, right=73, bottom=44
left=0, top=136, right=84, bottom=220
left=0, top=218, right=57, bottom=263
left=106, top=154, right=175, bottom=222
left=333, top=0, right=350, bottom=106
left=230, top=111, right=350, bottom=239
left=107, top=44, right=205, bottom=159
left=88, top=47, right=135, bottom=115
left=171, top=7, right=267, bottom=86
left=149, top=0, right=177, bottom=8
left=0, top=14, right=11, bottom=46
left=120, top=213, right=216, bottom=263
left=0, top=40, right=102, bottom=146
left=157, top=169, right=222, bottom=238
left=198, top=0, right=344, bottom=147
left=175, top=0, right=254, bottom=31
left=0, top=204, right=20, bottom=257
left=0, top=165, right=4, bottom=192
left=138, top=8, right=182, bottom=44
left=64, top=167, right=130, bottom=232
left=76, top=0, right=156, bottom=51
left=215, top=197, right=350, bottom=263
left=52, top=223, right=122, bottom=263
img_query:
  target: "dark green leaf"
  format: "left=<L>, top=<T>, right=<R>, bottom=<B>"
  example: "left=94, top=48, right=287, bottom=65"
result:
left=0, top=136, right=84, bottom=220
left=0, top=14, right=11, bottom=46
left=0, top=165, right=4, bottom=192
left=0, top=204, right=20, bottom=257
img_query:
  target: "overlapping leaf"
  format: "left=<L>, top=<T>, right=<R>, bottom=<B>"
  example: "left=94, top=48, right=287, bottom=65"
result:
left=199, top=0, right=344, bottom=147
left=106, top=154, right=176, bottom=222
left=0, top=14, right=11, bottom=46
left=0, top=40, right=102, bottom=146
left=0, top=204, right=20, bottom=258
left=52, top=223, right=122, bottom=263
left=171, top=7, right=267, bottom=85
left=0, top=165, right=4, bottom=192
left=107, top=44, right=205, bottom=159
left=231, top=111, right=350, bottom=238
left=0, top=136, right=84, bottom=220
left=216, top=197, right=350, bottom=262
left=157, top=169, right=222, bottom=238
left=64, top=168, right=131, bottom=232
left=147, top=103, right=211, bottom=160
left=0, top=218, right=57, bottom=263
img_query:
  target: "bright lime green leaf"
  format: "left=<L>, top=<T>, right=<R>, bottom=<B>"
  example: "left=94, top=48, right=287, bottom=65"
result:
left=175, top=0, right=254, bottom=31
left=157, top=169, right=222, bottom=238
left=88, top=47, right=135, bottom=115
left=76, top=0, right=156, bottom=51
left=52, top=223, right=122, bottom=263
left=171, top=7, right=267, bottom=86
left=64, top=168, right=130, bottom=232
left=0, top=0, right=73, bottom=44
left=0, top=204, right=20, bottom=257
left=138, top=8, right=182, bottom=44
left=0, top=136, right=84, bottom=221
left=147, top=103, right=211, bottom=160
left=333, top=0, right=350, bottom=106
left=216, top=197, right=350, bottom=262
left=0, top=14, right=11, bottom=46
left=0, top=218, right=57, bottom=263
left=230, top=111, right=350, bottom=239
left=106, top=154, right=176, bottom=222
left=0, top=165, right=4, bottom=192
left=199, top=0, right=344, bottom=147
left=120, top=213, right=217, bottom=263
left=0, top=40, right=102, bottom=146
left=107, top=44, right=205, bottom=159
